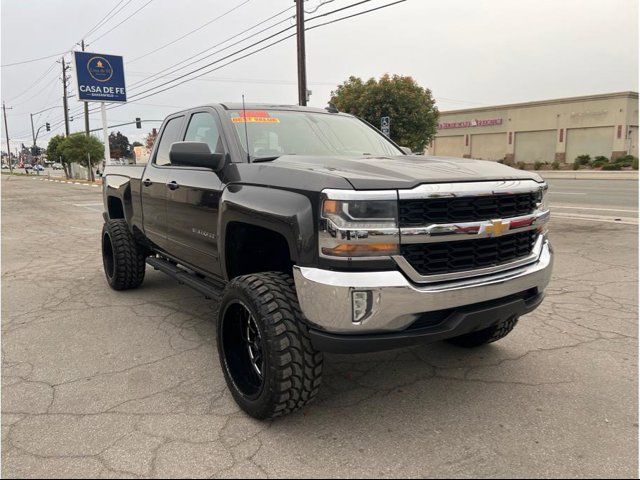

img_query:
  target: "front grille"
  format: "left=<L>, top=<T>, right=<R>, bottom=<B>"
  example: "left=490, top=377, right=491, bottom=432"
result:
left=401, top=230, right=538, bottom=276
left=399, top=192, right=539, bottom=226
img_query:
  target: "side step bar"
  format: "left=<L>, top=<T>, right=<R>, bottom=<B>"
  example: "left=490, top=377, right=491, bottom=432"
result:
left=146, top=256, right=225, bottom=299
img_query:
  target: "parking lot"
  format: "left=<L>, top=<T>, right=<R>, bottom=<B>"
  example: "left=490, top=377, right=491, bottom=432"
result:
left=1, top=175, right=637, bottom=478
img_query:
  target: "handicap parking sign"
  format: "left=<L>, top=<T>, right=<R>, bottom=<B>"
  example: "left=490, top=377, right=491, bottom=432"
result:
left=381, top=116, right=390, bottom=137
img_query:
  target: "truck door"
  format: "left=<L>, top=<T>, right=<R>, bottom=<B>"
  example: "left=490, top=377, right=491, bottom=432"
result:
left=140, top=115, right=185, bottom=252
left=164, top=110, right=225, bottom=276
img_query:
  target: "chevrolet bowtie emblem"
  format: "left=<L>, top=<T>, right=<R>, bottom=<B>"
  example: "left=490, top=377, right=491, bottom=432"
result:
left=484, top=220, right=510, bottom=237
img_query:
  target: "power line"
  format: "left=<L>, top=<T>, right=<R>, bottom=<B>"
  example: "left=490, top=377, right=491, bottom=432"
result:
left=128, top=71, right=339, bottom=86
left=1, top=52, right=66, bottom=68
left=102, top=0, right=408, bottom=109
left=128, top=0, right=253, bottom=64
left=125, top=0, right=371, bottom=96
left=306, top=0, right=407, bottom=31
left=42, top=0, right=409, bottom=127
left=87, top=0, right=156, bottom=44
left=7, top=63, right=58, bottom=104
left=81, top=0, right=132, bottom=40
left=127, top=5, right=295, bottom=89
left=305, top=0, right=337, bottom=14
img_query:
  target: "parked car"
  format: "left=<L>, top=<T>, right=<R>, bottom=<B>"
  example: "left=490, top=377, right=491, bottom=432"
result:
left=1, top=164, right=9, bottom=169
left=33, top=164, right=44, bottom=172
left=101, top=103, right=553, bottom=419
left=52, top=163, right=63, bottom=170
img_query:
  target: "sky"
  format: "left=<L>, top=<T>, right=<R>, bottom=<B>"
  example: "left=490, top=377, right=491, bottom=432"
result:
left=1, top=0, right=638, bottom=152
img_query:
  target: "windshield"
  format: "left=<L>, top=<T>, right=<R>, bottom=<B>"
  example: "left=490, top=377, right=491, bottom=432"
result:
left=228, top=109, right=402, bottom=158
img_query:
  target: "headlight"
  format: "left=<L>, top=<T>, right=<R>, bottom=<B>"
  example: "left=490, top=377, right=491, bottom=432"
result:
left=536, top=184, right=550, bottom=234
left=537, top=184, right=550, bottom=211
left=322, top=199, right=397, bottom=229
left=319, top=190, right=399, bottom=258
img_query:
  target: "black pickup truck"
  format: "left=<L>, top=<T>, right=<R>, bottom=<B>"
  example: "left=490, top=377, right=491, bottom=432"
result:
left=101, top=103, right=553, bottom=419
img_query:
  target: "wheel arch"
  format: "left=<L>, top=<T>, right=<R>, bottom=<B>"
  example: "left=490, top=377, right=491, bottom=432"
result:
left=219, top=184, right=316, bottom=281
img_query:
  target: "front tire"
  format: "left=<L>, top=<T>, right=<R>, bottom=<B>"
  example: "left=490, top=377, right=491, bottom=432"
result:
left=101, top=219, right=146, bottom=290
left=217, top=272, right=323, bottom=420
left=446, top=316, right=519, bottom=348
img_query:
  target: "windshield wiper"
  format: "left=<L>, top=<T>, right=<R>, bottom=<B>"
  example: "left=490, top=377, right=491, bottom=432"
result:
left=252, top=156, right=281, bottom=163
left=252, top=154, right=296, bottom=163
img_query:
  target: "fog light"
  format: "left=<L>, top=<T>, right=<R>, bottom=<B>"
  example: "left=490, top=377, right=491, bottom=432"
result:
left=352, top=290, right=372, bottom=323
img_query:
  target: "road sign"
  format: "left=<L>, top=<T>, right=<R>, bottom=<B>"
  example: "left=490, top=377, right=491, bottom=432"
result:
left=381, top=116, right=390, bottom=137
left=74, top=51, right=126, bottom=103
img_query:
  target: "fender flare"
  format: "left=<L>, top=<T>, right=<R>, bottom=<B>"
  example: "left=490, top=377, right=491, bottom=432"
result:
left=103, top=174, right=134, bottom=225
left=218, top=184, right=316, bottom=280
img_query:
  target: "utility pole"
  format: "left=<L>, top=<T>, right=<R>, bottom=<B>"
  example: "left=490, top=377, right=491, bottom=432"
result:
left=80, top=40, right=93, bottom=182
left=3, top=102, right=13, bottom=173
left=30, top=113, right=36, bottom=150
left=295, top=0, right=307, bottom=106
left=61, top=57, right=70, bottom=136
left=80, top=40, right=90, bottom=137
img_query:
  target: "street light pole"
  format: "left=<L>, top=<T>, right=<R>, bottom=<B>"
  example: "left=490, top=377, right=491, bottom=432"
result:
left=30, top=113, right=36, bottom=150
left=80, top=40, right=91, bottom=137
left=3, top=102, right=13, bottom=173
left=295, top=0, right=308, bottom=106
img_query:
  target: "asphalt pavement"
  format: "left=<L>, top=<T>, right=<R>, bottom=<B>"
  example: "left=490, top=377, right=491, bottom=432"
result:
left=547, top=179, right=638, bottom=223
left=2, top=175, right=638, bottom=478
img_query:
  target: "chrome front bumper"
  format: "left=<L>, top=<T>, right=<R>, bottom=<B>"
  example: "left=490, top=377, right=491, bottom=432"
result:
left=293, top=236, right=553, bottom=334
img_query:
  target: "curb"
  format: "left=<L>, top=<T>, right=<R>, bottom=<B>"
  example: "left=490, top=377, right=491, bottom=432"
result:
left=28, top=177, right=102, bottom=188
left=535, top=171, right=638, bottom=180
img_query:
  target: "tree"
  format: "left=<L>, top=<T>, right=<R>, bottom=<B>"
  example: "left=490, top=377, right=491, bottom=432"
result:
left=329, top=74, right=439, bottom=153
left=109, top=131, right=132, bottom=159
left=60, top=133, right=104, bottom=181
left=47, top=135, right=70, bottom=178
left=145, top=128, right=158, bottom=150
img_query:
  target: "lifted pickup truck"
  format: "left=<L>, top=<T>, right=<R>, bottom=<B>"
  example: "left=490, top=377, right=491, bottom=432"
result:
left=102, top=103, right=552, bottom=419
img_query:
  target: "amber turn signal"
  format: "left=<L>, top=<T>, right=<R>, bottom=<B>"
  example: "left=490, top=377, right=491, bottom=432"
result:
left=321, top=243, right=398, bottom=257
left=323, top=199, right=340, bottom=215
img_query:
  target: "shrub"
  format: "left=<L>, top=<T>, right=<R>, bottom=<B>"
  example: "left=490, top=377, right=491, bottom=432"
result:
left=575, top=154, right=591, bottom=166
left=552, top=160, right=560, bottom=170
left=516, top=161, right=526, bottom=170
left=590, top=155, right=609, bottom=168
left=497, top=159, right=504, bottom=164
left=534, top=161, right=543, bottom=170
left=601, top=163, right=622, bottom=170
left=572, top=160, right=581, bottom=170
left=614, top=154, right=635, bottom=168
left=633, top=157, right=639, bottom=170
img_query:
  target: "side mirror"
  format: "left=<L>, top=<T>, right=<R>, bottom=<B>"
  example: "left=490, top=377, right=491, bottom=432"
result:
left=169, top=142, right=225, bottom=171
left=400, top=146, right=412, bottom=155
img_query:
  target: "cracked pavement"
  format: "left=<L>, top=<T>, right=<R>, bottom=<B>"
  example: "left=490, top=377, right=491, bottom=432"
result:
left=2, top=175, right=638, bottom=478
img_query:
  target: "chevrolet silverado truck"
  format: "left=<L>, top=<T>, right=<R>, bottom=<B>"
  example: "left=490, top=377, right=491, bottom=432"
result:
left=101, top=103, right=553, bottom=419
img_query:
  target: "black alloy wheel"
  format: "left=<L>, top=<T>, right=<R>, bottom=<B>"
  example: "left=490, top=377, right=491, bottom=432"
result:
left=220, top=301, right=265, bottom=399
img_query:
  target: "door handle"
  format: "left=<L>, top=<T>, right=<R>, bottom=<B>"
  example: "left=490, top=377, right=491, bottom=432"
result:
left=142, top=178, right=152, bottom=187
left=167, top=181, right=179, bottom=191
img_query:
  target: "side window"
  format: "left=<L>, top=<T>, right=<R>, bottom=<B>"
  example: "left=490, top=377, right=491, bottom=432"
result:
left=154, top=116, right=184, bottom=166
left=184, top=112, right=223, bottom=153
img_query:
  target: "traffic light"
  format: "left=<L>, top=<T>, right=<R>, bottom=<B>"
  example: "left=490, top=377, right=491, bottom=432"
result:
left=135, top=117, right=141, bottom=129
left=45, top=123, right=50, bottom=131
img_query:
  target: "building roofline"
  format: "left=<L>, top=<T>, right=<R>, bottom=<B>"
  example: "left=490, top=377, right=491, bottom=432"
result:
left=440, top=91, right=639, bottom=114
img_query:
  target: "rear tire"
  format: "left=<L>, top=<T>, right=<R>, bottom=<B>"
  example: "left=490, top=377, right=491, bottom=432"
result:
left=217, top=272, right=323, bottom=420
left=446, top=316, right=519, bottom=348
left=101, top=219, right=146, bottom=290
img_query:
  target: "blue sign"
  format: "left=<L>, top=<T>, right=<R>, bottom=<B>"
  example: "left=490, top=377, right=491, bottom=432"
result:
left=74, top=51, right=126, bottom=103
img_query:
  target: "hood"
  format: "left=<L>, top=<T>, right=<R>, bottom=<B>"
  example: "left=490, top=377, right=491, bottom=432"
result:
left=267, top=154, right=543, bottom=190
